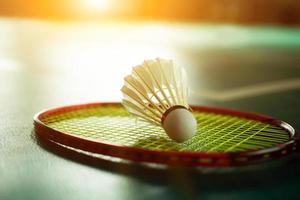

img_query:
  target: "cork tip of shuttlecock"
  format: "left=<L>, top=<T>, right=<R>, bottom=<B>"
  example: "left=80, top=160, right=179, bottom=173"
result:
left=162, top=107, right=197, bottom=143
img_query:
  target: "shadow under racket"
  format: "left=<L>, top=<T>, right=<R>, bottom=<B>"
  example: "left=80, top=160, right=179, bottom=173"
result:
left=33, top=130, right=300, bottom=192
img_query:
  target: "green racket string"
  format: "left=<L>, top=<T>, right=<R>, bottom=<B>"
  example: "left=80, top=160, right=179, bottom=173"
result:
left=41, top=105, right=290, bottom=152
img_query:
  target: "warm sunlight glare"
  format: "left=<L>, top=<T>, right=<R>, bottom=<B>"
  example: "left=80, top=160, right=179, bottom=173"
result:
left=84, top=0, right=110, bottom=12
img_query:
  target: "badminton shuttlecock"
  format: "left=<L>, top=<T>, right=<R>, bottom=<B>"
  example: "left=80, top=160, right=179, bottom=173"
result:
left=121, top=58, right=197, bottom=143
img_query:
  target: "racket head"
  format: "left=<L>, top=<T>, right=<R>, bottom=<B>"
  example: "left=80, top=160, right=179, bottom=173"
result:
left=34, top=102, right=299, bottom=167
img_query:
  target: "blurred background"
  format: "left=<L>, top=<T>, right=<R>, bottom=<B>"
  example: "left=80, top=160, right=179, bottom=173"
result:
left=1, top=0, right=300, bottom=24
left=1, top=0, right=299, bottom=105
left=0, top=0, right=299, bottom=110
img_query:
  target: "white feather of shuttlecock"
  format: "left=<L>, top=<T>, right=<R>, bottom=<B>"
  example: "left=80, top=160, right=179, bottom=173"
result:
left=121, top=58, right=189, bottom=126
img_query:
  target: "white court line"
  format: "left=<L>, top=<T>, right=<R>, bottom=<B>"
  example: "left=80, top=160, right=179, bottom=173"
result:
left=191, top=78, right=300, bottom=101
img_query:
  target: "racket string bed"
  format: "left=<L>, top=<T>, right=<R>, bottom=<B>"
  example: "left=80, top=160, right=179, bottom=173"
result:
left=41, top=105, right=290, bottom=153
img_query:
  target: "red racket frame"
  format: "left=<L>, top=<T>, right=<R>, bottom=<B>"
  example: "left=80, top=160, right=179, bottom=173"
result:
left=34, top=102, right=300, bottom=167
